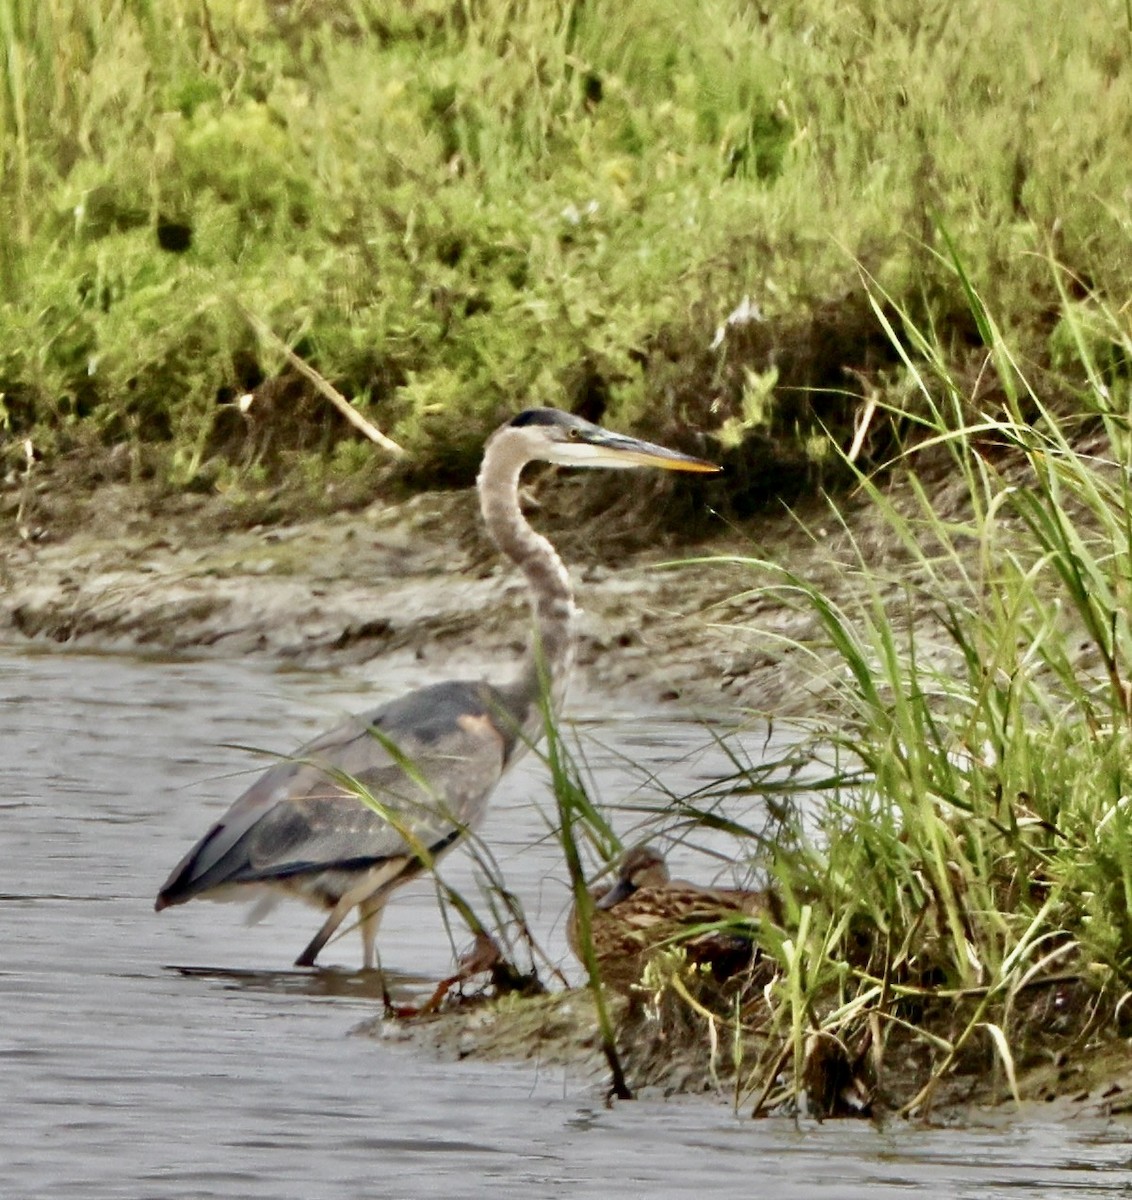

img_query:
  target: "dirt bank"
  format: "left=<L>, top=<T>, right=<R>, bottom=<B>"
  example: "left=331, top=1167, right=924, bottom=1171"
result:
left=0, top=463, right=889, bottom=716
left=366, top=978, right=1132, bottom=1121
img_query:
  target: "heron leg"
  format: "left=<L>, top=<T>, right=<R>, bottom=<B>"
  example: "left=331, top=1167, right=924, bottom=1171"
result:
left=294, top=864, right=404, bottom=968
left=295, top=902, right=350, bottom=968
left=358, top=898, right=387, bottom=971
left=293, top=882, right=374, bottom=967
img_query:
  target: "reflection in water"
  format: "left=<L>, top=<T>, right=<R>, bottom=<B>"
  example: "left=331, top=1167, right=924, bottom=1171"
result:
left=2, top=647, right=1130, bottom=1199
left=170, top=964, right=428, bottom=1002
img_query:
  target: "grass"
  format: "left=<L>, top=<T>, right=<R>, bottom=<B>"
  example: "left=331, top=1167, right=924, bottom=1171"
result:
left=605, top=272, right=1132, bottom=1116
left=1, top=0, right=1130, bottom=520
left=539, top=690, right=633, bottom=1097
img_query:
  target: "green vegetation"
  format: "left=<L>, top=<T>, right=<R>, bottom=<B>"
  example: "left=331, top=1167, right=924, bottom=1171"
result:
left=1, top=0, right=1129, bottom=511
left=553, top=283, right=1132, bottom=1115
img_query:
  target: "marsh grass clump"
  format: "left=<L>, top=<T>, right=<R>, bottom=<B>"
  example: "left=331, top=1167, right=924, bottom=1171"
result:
left=2, top=0, right=1131, bottom=519
left=659, top=273, right=1132, bottom=1116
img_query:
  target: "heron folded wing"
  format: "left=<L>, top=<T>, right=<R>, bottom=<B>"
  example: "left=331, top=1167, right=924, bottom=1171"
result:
left=156, top=682, right=508, bottom=906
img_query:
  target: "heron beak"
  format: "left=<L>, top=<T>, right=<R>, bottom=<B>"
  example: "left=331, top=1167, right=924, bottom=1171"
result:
left=574, top=429, right=721, bottom=473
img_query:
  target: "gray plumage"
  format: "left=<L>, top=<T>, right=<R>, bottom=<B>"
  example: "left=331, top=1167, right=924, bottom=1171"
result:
left=155, top=408, right=718, bottom=968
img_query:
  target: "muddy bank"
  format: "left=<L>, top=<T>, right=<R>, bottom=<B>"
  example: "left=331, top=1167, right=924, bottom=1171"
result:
left=0, top=467, right=901, bottom=715
left=368, top=982, right=1132, bottom=1122
left=370, top=990, right=735, bottom=1103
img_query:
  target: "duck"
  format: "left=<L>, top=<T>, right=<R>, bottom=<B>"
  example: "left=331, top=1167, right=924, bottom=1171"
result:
left=567, top=844, right=779, bottom=992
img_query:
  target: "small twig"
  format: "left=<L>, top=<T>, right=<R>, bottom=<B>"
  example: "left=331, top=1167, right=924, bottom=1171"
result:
left=850, top=967, right=1084, bottom=1001
left=899, top=985, right=997, bottom=1118
left=15, top=437, right=35, bottom=540
left=847, top=388, right=879, bottom=464
left=239, top=305, right=405, bottom=458
left=750, top=1039, right=795, bottom=1118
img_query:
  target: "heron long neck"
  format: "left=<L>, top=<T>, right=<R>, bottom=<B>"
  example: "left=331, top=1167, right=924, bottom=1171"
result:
left=478, top=430, right=576, bottom=736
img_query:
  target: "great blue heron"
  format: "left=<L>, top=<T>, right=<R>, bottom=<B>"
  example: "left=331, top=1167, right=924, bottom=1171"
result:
left=567, top=844, right=779, bottom=991
left=155, top=408, right=719, bottom=968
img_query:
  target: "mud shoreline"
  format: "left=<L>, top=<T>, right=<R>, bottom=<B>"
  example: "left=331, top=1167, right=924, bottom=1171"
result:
left=0, top=474, right=851, bottom=716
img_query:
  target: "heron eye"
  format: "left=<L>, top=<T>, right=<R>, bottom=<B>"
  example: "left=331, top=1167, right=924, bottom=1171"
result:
left=567, top=427, right=581, bottom=439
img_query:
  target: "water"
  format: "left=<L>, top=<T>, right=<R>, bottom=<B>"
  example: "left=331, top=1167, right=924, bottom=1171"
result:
left=3, top=648, right=1131, bottom=1198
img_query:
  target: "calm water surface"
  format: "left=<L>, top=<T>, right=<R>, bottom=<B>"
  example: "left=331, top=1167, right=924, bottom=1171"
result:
left=3, top=648, right=1131, bottom=1198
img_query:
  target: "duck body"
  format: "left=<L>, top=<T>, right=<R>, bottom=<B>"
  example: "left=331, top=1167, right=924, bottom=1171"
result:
left=568, top=845, right=777, bottom=992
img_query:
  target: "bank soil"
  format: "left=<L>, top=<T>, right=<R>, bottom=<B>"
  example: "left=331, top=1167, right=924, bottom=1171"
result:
left=369, top=979, right=1132, bottom=1123
left=0, top=462, right=883, bottom=715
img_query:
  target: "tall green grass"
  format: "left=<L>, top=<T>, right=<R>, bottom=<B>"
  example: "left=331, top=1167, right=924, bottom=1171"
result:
left=671, top=267, right=1132, bottom=1115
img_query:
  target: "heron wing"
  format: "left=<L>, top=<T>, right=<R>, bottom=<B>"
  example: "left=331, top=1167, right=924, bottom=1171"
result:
left=156, top=681, right=512, bottom=907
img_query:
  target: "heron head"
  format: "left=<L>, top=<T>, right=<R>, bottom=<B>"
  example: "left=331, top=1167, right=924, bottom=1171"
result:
left=507, top=408, right=719, bottom=473
left=596, top=843, right=671, bottom=909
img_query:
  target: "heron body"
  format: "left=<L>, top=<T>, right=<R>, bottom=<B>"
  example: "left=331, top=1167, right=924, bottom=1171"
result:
left=568, top=844, right=776, bottom=991
left=155, top=680, right=514, bottom=966
left=156, top=409, right=718, bottom=968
